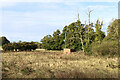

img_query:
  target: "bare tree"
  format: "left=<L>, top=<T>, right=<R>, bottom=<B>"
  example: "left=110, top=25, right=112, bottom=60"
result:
left=87, top=9, right=93, bottom=44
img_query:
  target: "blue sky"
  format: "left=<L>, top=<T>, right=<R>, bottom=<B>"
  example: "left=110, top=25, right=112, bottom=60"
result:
left=0, top=0, right=118, bottom=42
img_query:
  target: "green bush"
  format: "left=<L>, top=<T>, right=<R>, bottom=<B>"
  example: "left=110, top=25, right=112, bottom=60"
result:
left=2, top=42, right=38, bottom=52
left=2, top=43, right=14, bottom=51
left=90, top=41, right=118, bottom=56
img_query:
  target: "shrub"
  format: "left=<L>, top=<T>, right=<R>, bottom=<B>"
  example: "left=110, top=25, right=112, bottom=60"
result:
left=2, top=43, right=14, bottom=51
left=2, top=44, right=8, bottom=51
left=90, top=41, right=118, bottom=56
left=2, top=41, right=38, bottom=52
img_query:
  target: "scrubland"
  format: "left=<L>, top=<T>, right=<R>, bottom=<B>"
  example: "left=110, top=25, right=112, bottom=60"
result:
left=2, top=50, right=119, bottom=78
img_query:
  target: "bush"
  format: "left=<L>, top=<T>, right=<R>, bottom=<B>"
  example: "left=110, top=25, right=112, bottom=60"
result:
left=2, top=42, right=38, bottom=52
left=90, top=41, right=118, bottom=56
left=2, top=44, right=8, bottom=51
left=2, top=43, right=14, bottom=51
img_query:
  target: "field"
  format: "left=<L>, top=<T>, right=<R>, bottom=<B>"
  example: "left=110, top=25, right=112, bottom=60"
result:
left=2, top=50, right=119, bottom=78
left=0, top=46, right=2, bottom=51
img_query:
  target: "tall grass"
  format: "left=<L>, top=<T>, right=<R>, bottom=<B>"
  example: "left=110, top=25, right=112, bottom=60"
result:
left=2, top=51, right=118, bottom=78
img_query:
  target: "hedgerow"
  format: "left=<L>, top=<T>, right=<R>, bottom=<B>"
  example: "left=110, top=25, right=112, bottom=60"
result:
left=2, top=42, right=37, bottom=52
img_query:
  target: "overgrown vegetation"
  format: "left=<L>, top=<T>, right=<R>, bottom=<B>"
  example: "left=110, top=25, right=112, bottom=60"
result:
left=90, top=19, right=118, bottom=56
left=41, top=19, right=118, bottom=56
left=2, top=51, right=118, bottom=78
left=90, top=41, right=118, bottom=56
left=41, top=19, right=105, bottom=52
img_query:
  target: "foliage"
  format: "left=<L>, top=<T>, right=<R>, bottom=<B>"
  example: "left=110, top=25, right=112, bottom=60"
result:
left=41, top=19, right=105, bottom=52
left=2, top=41, right=38, bottom=51
left=61, top=21, right=84, bottom=51
left=34, top=42, right=42, bottom=49
left=1, top=17, right=118, bottom=57
left=88, top=19, right=118, bottom=56
left=2, top=43, right=14, bottom=51
left=90, top=41, right=118, bottom=56
left=104, top=19, right=118, bottom=41
left=0, top=36, right=10, bottom=46
left=94, top=20, right=105, bottom=43
left=41, top=29, right=64, bottom=50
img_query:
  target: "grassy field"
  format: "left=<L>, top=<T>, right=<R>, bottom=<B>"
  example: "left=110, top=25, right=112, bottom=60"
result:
left=2, top=50, right=119, bottom=78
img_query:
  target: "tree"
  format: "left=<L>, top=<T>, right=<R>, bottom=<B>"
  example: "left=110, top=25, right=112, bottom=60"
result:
left=0, top=36, right=10, bottom=46
left=87, top=9, right=93, bottom=44
left=34, top=42, right=42, bottom=49
left=2, top=43, right=14, bottom=51
left=61, top=21, right=83, bottom=51
left=104, top=19, right=118, bottom=41
left=30, top=41, right=38, bottom=51
left=41, top=29, right=64, bottom=50
left=41, top=35, right=53, bottom=50
left=40, top=16, right=106, bottom=53
left=52, top=29, right=64, bottom=50
left=76, top=20, right=85, bottom=52
left=2, top=41, right=38, bottom=52
left=12, top=42, right=19, bottom=51
left=94, top=20, right=105, bottom=43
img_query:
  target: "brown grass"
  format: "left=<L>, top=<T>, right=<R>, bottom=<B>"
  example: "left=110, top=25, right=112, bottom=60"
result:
left=2, top=51, right=119, bottom=78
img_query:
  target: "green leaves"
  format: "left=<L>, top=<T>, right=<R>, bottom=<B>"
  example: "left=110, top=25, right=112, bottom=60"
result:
left=0, top=36, right=10, bottom=46
left=94, top=19, right=105, bottom=43
left=41, top=29, right=64, bottom=50
left=2, top=41, right=38, bottom=51
left=105, top=19, right=118, bottom=41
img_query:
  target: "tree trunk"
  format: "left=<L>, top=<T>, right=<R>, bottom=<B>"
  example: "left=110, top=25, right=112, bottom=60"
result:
left=80, top=34, right=85, bottom=52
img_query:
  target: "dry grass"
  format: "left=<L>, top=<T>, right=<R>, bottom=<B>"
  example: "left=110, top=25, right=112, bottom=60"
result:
left=2, top=51, right=119, bottom=78
left=0, top=46, right=2, bottom=51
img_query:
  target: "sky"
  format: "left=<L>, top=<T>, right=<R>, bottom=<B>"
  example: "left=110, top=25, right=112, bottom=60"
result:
left=0, top=0, right=119, bottom=42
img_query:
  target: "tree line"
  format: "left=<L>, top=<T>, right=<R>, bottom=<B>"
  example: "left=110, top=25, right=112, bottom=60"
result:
left=41, top=19, right=118, bottom=56
left=0, top=18, right=118, bottom=55
left=41, top=19, right=105, bottom=51
left=0, top=38, right=38, bottom=51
